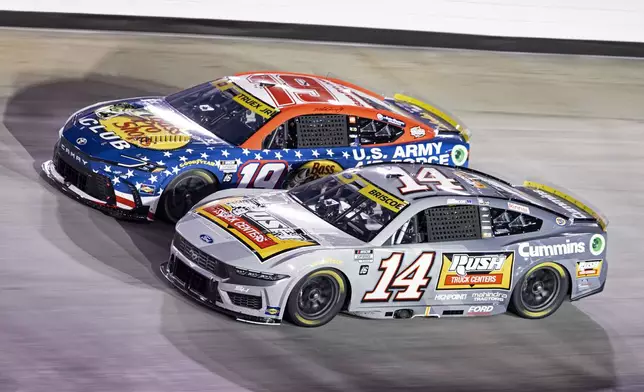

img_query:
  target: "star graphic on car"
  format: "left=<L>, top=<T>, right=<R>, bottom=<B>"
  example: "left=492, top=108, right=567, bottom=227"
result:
left=221, top=150, right=230, bottom=158
left=172, top=166, right=180, bottom=174
left=149, top=175, right=158, bottom=184
left=254, top=153, right=262, bottom=160
left=274, top=152, right=283, bottom=159
left=312, top=150, right=320, bottom=158
left=179, top=156, right=187, bottom=162
left=342, top=151, right=350, bottom=159
left=163, top=151, right=172, bottom=157
left=294, top=151, right=302, bottom=159
left=326, top=149, right=334, bottom=156
left=200, top=152, right=209, bottom=159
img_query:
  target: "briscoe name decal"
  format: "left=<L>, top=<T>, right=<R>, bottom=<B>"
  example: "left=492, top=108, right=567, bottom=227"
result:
left=437, top=252, right=514, bottom=290
left=519, top=239, right=585, bottom=258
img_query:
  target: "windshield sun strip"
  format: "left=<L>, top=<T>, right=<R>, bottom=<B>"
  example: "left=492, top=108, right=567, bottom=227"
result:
left=288, top=174, right=408, bottom=243
left=213, top=80, right=279, bottom=119
left=337, top=173, right=409, bottom=213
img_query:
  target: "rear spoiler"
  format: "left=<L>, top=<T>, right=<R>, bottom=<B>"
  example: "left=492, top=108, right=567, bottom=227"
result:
left=522, top=181, right=608, bottom=231
left=393, top=93, right=471, bottom=142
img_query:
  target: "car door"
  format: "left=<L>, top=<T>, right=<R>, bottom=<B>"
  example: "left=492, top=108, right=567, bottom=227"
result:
left=352, top=199, right=490, bottom=313
left=349, top=200, right=438, bottom=312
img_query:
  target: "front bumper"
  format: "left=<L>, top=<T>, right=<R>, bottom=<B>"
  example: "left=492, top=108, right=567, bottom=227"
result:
left=41, top=139, right=155, bottom=221
left=160, top=242, right=284, bottom=325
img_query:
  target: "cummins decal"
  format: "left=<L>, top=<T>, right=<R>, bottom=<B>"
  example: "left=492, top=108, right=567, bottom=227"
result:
left=518, top=239, right=585, bottom=258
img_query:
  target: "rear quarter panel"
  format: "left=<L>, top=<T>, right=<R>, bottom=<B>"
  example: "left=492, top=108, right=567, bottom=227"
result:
left=336, top=198, right=607, bottom=318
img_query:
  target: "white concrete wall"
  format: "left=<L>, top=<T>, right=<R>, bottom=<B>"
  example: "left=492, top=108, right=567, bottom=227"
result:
left=2, top=0, right=644, bottom=43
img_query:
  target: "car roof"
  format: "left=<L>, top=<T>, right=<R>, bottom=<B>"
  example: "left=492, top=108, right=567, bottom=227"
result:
left=353, top=163, right=539, bottom=205
left=230, top=71, right=390, bottom=111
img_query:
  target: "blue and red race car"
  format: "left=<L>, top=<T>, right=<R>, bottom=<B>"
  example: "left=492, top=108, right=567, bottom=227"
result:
left=42, top=71, right=471, bottom=222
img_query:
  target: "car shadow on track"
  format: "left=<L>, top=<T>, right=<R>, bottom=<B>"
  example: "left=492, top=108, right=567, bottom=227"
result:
left=4, top=76, right=618, bottom=392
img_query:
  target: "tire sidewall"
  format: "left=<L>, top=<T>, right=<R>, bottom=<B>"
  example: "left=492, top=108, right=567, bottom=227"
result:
left=159, top=169, right=217, bottom=223
left=511, top=262, right=569, bottom=319
left=286, top=269, right=348, bottom=327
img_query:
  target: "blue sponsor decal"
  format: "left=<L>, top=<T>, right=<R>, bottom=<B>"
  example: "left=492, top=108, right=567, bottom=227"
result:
left=265, top=306, right=280, bottom=316
left=139, top=184, right=156, bottom=195
left=200, top=234, right=214, bottom=244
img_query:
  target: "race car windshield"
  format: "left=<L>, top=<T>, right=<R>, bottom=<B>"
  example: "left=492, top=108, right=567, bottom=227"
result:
left=166, top=82, right=271, bottom=145
left=288, top=174, right=401, bottom=243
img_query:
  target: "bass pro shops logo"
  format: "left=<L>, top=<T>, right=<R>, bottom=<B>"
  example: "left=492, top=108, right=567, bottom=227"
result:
left=437, top=252, right=514, bottom=290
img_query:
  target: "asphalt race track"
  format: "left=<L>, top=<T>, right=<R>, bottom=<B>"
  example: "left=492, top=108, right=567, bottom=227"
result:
left=0, top=28, right=643, bottom=392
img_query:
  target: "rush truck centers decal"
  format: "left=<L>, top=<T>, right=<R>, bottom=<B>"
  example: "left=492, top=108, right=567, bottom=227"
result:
left=437, top=252, right=514, bottom=290
left=196, top=198, right=318, bottom=261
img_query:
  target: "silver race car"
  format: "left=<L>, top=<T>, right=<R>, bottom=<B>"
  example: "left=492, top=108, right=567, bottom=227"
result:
left=161, top=163, right=608, bottom=327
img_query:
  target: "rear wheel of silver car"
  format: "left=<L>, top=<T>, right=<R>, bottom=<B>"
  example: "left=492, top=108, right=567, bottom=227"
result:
left=511, top=262, right=569, bottom=319
left=287, top=269, right=347, bottom=327
left=159, top=169, right=217, bottom=223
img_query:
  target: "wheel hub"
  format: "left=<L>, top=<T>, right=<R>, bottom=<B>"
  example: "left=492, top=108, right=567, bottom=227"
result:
left=297, top=276, right=338, bottom=319
left=308, top=289, right=321, bottom=301
left=520, top=267, right=560, bottom=312
left=532, top=281, right=544, bottom=294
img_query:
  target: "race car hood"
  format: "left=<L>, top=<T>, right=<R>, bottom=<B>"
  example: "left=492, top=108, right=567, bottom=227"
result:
left=175, top=192, right=364, bottom=268
left=60, top=97, right=229, bottom=161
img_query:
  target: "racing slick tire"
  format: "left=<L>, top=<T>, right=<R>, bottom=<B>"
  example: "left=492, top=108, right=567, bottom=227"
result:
left=510, top=262, right=569, bottom=319
left=286, top=269, right=348, bottom=327
left=159, top=169, right=218, bottom=223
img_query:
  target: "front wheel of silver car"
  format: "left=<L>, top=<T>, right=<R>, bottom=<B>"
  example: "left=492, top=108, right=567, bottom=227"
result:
left=287, top=269, right=347, bottom=327
left=510, top=262, right=569, bottom=319
left=159, top=169, right=218, bottom=223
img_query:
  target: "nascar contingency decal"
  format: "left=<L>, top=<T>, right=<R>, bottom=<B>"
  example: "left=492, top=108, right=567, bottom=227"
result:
left=196, top=197, right=318, bottom=261
left=436, top=252, right=514, bottom=290
left=576, top=260, right=603, bottom=278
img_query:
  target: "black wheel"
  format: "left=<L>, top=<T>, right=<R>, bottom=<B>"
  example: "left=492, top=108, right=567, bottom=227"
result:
left=159, top=169, right=217, bottom=223
left=510, top=262, right=569, bottom=319
left=287, top=269, right=347, bottom=327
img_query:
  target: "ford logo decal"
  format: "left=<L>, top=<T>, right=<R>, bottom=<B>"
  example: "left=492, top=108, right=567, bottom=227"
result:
left=200, top=234, right=213, bottom=243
